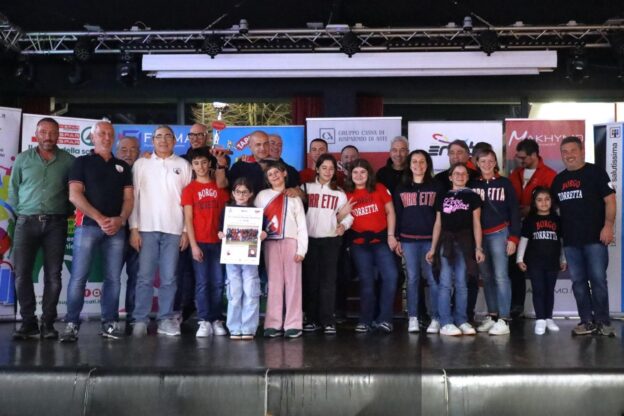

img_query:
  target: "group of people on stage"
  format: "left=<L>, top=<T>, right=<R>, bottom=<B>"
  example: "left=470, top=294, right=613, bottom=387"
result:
left=8, top=116, right=616, bottom=343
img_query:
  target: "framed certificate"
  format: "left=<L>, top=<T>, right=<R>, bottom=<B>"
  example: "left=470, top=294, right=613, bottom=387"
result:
left=220, top=206, right=264, bottom=265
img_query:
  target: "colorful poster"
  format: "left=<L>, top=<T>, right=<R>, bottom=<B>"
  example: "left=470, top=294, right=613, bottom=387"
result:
left=306, top=117, right=402, bottom=171
left=504, top=119, right=585, bottom=174
left=407, top=121, right=503, bottom=174
left=0, top=107, right=22, bottom=318
left=220, top=206, right=264, bottom=266
left=114, top=124, right=191, bottom=155
left=21, top=114, right=101, bottom=316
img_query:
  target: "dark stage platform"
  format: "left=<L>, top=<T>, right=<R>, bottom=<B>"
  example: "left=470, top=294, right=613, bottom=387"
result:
left=0, top=318, right=623, bottom=415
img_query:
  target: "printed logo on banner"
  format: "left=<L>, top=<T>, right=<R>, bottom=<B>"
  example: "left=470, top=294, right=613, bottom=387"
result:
left=609, top=126, right=621, bottom=139
left=319, top=128, right=335, bottom=144
left=80, top=127, right=93, bottom=147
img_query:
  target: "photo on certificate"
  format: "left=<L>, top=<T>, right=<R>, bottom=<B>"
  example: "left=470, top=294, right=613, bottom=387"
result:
left=220, top=206, right=264, bottom=265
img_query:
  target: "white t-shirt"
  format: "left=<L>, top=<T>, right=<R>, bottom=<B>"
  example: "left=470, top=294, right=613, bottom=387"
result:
left=522, top=168, right=536, bottom=188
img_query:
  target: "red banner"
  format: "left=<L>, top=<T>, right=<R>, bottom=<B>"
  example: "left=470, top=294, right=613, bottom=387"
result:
left=505, top=119, right=585, bottom=174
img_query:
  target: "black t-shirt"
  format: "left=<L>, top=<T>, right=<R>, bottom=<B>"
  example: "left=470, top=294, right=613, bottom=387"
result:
left=551, top=163, right=614, bottom=246
left=69, top=152, right=133, bottom=227
left=435, top=188, right=482, bottom=233
left=521, top=212, right=562, bottom=271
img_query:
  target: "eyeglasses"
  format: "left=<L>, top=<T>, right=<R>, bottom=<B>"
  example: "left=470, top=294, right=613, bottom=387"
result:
left=154, top=134, right=174, bottom=142
left=234, top=190, right=250, bottom=196
left=187, top=132, right=207, bottom=139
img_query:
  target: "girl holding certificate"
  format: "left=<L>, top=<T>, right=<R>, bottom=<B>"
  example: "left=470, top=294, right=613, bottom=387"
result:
left=255, top=161, right=308, bottom=339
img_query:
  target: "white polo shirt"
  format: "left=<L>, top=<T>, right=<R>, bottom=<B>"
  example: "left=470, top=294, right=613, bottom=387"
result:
left=129, top=153, right=192, bottom=235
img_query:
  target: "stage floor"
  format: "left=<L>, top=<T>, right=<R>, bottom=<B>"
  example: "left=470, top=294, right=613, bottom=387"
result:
left=1, top=317, right=622, bottom=371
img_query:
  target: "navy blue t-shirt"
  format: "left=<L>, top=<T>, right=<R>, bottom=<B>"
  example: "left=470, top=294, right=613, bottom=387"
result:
left=69, top=152, right=133, bottom=227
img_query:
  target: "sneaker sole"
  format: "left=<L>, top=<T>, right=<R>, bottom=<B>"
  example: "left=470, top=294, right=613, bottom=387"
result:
left=157, top=330, right=181, bottom=336
left=426, top=328, right=440, bottom=334
left=408, top=328, right=420, bottom=333
left=101, top=332, right=122, bottom=340
left=59, top=337, right=78, bottom=343
left=240, top=335, right=254, bottom=340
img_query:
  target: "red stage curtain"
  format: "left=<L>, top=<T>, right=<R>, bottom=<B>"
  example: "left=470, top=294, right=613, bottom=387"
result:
left=356, top=95, right=383, bottom=117
left=291, top=96, right=323, bottom=125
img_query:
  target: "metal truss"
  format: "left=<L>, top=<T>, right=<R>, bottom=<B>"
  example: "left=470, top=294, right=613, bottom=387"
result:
left=4, top=22, right=624, bottom=55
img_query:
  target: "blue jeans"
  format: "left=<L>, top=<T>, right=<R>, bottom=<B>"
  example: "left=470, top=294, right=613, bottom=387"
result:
left=479, top=228, right=511, bottom=319
left=226, top=264, right=261, bottom=335
left=351, top=243, right=398, bottom=325
left=438, top=242, right=468, bottom=326
left=66, top=225, right=126, bottom=325
left=192, top=243, right=224, bottom=322
left=402, top=240, right=438, bottom=319
left=122, top=241, right=140, bottom=322
left=564, top=243, right=610, bottom=325
left=133, top=232, right=181, bottom=323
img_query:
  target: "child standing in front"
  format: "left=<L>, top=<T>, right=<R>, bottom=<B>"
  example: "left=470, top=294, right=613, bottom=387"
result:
left=255, top=160, right=308, bottom=338
left=181, top=148, right=230, bottom=338
left=516, top=187, right=566, bottom=335
left=219, top=177, right=266, bottom=340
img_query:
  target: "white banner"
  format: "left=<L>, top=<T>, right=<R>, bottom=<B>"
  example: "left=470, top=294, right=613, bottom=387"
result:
left=305, top=117, right=402, bottom=170
left=407, top=121, right=503, bottom=173
left=21, top=114, right=101, bottom=316
left=0, top=107, right=22, bottom=318
left=605, top=123, right=623, bottom=313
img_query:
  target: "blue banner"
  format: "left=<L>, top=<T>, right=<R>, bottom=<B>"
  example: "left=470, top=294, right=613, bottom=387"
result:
left=113, top=124, right=305, bottom=170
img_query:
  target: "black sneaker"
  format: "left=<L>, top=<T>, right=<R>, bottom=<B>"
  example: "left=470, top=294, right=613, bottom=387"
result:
left=101, top=322, right=123, bottom=340
left=324, top=324, right=336, bottom=335
left=60, top=323, right=79, bottom=343
left=355, top=323, right=371, bottom=333
left=572, top=322, right=595, bottom=336
left=303, top=322, right=321, bottom=332
left=13, top=321, right=40, bottom=340
left=263, top=328, right=284, bottom=338
left=377, top=321, right=394, bottom=333
left=284, top=329, right=302, bottom=338
left=596, top=323, right=616, bottom=337
left=40, top=322, right=59, bottom=340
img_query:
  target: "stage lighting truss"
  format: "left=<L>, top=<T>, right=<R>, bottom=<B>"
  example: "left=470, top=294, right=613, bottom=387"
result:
left=3, top=22, right=624, bottom=56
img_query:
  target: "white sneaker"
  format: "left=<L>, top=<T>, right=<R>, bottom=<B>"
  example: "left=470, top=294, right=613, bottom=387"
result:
left=546, top=319, right=560, bottom=332
left=212, top=320, right=227, bottom=336
left=157, top=319, right=181, bottom=336
left=488, top=319, right=510, bottom=335
left=426, top=319, right=441, bottom=334
left=196, top=320, right=213, bottom=338
left=459, top=322, right=476, bottom=335
left=477, top=316, right=496, bottom=333
left=408, top=317, right=420, bottom=333
left=534, top=319, right=546, bottom=335
left=440, top=324, right=462, bottom=336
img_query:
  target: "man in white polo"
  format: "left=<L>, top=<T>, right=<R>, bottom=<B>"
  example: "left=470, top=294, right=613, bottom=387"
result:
left=129, top=125, right=192, bottom=337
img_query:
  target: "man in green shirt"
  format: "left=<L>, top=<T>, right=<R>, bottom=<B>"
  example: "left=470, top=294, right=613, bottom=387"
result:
left=8, top=117, right=75, bottom=340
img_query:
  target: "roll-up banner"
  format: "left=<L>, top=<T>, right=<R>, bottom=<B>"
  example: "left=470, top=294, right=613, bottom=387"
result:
left=0, top=107, right=22, bottom=318
left=595, top=123, right=623, bottom=314
left=504, top=119, right=585, bottom=174
left=407, top=121, right=503, bottom=173
left=306, top=117, right=402, bottom=171
left=21, top=114, right=100, bottom=316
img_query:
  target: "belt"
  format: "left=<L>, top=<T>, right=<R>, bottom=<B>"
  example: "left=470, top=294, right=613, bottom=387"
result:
left=20, top=214, right=67, bottom=222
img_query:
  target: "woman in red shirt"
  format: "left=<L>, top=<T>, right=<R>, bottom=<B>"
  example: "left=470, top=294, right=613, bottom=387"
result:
left=344, top=159, right=399, bottom=333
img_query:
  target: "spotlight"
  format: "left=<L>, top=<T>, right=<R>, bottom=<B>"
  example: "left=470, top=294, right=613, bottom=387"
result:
left=202, top=35, right=223, bottom=58
left=239, top=19, right=249, bottom=34
left=116, top=53, right=138, bottom=86
left=479, top=30, right=499, bottom=56
left=565, top=47, right=589, bottom=83
left=340, top=31, right=360, bottom=58
left=463, top=16, right=473, bottom=31
left=74, top=37, right=94, bottom=62
left=14, top=56, right=34, bottom=83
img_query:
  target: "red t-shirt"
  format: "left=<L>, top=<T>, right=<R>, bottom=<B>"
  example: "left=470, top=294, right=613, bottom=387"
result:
left=181, top=180, right=229, bottom=243
left=346, top=183, right=392, bottom=238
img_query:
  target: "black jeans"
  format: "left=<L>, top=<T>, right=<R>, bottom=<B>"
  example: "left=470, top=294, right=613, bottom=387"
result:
left=174, top=247, right=195, bottom=316
left=122, top=242, right=140, bottom=322
left=528, top=266, right=558, bottom=320
left=13, top=215, right=68, bottom=324
left=509, top=255, right=526, bottom=314
left=303, top=236, right=342, bottom=326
